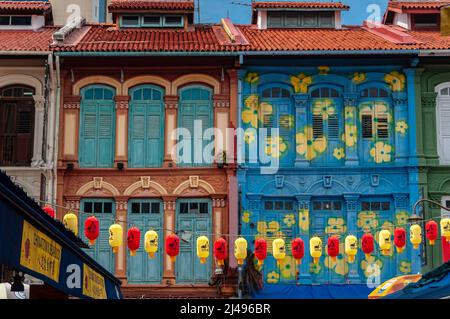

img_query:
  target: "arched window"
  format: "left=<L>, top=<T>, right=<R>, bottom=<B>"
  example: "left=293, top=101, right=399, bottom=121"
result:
left=0, top=85, right=35, bottom=166
left=178, top=85, right=213, bottom=167
left=79, top=85, right=116, bottom=168
left=260, top=85, right=294, bottom=166
left=436, top=83, right=450, bottom=164
left=309, top=86, right=343, bottom=166
left=129, top=85, right=164, bottom=168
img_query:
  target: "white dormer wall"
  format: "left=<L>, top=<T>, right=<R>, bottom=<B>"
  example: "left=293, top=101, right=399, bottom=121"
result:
left=393, top=12, right=411, bottom=29
left=335, top=11, right=342, bottom=29
left=0, top=15, right=45, bottom=30
left=257, top=10, right=267, bottom=30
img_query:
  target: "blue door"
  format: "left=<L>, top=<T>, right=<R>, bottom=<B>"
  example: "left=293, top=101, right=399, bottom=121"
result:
left=129, top=85, right=164, bottom=168
left=127, top=199, right=163, bottom=284
left=176, top=199, right=212, bottom=284
left=310, top=199, right=346, bottom=284
left=79, top=199, right=116, bottom=274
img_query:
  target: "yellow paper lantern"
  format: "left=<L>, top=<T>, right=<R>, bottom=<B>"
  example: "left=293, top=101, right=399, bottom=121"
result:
left=410, top=224, right=422, bottom=249
left=379, top=230, right=391, bottom=255
left=441, top=218, right=450, bottom=243
left=144, top=230, right=158, bottom=258
left=234, top=237, right=247, bottom=266
left=272, top=238, right=286, bottom=266
left=63, top=212, right=78, bottom=236
left=345, top=235, right=358, bottom=263
left=196, top=236, right=210, bottom=264
left=109, top=224, right=123, bottom=254
left=310, top=236, right=322, bottom=264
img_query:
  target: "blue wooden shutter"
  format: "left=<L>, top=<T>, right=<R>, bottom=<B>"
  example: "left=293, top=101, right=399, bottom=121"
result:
left=80, top=101, right=98, bottom=167
left=130, top=103, right=146, bottom=167
left=179, top=103, right=195, bottom=166
left=146, top=103, right=163, bottom=167
left=97, top=102, right=115, bottom=167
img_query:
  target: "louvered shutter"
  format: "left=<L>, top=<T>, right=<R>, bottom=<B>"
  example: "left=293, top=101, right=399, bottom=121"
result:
left=97, top=102, right=114, bottom=167
left=146, top=107, right=162, bottom=167
left=362, top=114, right=373, bottom=139
left=376, top=117, right=389, bottom=139
left=197, top=102, right=212, bottom=166
left=438, top=97, right=450, bottom=164
left=80, top=101, right=98, bottom=167
left=328, top=114, right=339, bottom=140
left=313, top=114, right=324, bottom=139
left=180, top=103, right=195, bottom=165
left=130, top=103, right=146, bottom=167
left=15, top=103, right=34, bottom=165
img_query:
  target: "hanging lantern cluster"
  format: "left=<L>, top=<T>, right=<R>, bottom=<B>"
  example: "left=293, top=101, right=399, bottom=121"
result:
left=254, top=238, right=267, bottom=266
left=345, top=235, right=357, bottom=263
left=145, top=230, right=158, bottom=258
left=166, top=233, right=180, bottom=262
left=213, top=238, right=227, bottom=266
left=196, top=236, right=210, bottom=264
left=394, top=228, right=406, bottom=253
left=410, top=224, right=422, bottom=249
left=234, top=237, right=247, bottom=266
left=310, top=237, right=322, bottom=264
left=291, top=238, right=304, bottom=265
left=127, top=227, right=141, bottom=257
left=109, top=224, right=123, bottom=254
left=426, top=221, right=438, bottom=246
left=63, top=212, right=78, bottom=236
left=84, top=216, right=99, bottom=246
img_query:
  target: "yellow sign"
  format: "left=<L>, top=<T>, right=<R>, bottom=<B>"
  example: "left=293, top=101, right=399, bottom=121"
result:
left=83, top=264, right=107, bottom=299
left=20, top=221, right=62, bottom=282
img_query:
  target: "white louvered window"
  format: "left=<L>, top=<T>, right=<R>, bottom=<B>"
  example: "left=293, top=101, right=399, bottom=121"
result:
left=436, top=83, right=450, bottom=165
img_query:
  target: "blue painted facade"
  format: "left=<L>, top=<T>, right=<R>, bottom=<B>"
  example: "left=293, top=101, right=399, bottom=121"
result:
left=237, top=59, right=421, bottom=287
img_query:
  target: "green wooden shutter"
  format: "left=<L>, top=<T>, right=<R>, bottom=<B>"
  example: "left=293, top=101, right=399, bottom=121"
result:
left=80, top=102, right=98, bottom=167
left=130, top=103, right=146, bottom=167
left=97, top=102, right=115, bottom=167
left=179, top=103, right=195, bottom=166
left=146, top=103, right=162, bottom=167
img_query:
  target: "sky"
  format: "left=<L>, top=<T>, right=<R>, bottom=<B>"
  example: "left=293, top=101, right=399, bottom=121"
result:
left=199, top=0, right=390, bottom=25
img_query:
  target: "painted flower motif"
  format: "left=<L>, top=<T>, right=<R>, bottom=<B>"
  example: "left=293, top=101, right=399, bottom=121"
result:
left=374, top=102, right=393, bottom=123
left=296, top=126, right=328, bottom=160
left=352, top=72, right=367, bottom=84
left=280, top=256, right=297, bottom=279
left=298, top=209, right=309, bottom=232
left=244, top=94, right=258, bottom=109
left=313, top=99, right=335, bottom=120
left=357, top=211, right=379, bottom=233
left=385, top=71, right=406, bottom=92
left=267, top=221, right=280, bottom=234
left=266, top=271, right=279, bottom=284
left=370, top=141, right=393, bottom=164
left=324, top=243, right=348, bottom=276
left=333, top=147, right=345, bottom=160
left=395, top=121, right=408, bottom=135
left=291, top=73, right=312, bottom=94
left=342, top=124, right=357, bottom=147
left=399, top=260, right=412, bottom=274
left=344, top=106, right=355, bottom=120
left=361, top=255, right=383, bottom=278
left=245, top=72, right=259, bottom=84
left=310, top=262, right=322, bottom=275
left=283, top=214, right=296, bottom=227
left=242, top=96, right=259, bottom=128
left=244, top=129, right=256, bottom=144
left=257, top=221, right=268, bottom=234
left=265, top=136, right=287, bottom=158
left=241, top=211, right=251, bottom=223
left=396, top=211, right=409, bottom=226
left=279, top=114, right=295, bottom=129
left=325, top=217, right=347, bottom=235
left=318, top=66, right=330, bottom=75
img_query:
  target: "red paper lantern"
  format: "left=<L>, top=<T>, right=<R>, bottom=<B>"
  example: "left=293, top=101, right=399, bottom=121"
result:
left=327, top=236, right=340, bottom=261
left=254, top=238, right=267, bottom=266
left=165, top=233, right=180, bottom=262
left=426, top=221, right=438, bottom=246
left=291, top=238, right=304, bottom=265
left=127, top=227, right=141, bottom=257
left=84, top=216, right=99, bottom=246
left=213, top=238, right=228, bottom=266
left=361, top=234, right=374, bottom=259
left=394, top=227, right=407, bottom=253
left=42, top=205, right=55, bottom=219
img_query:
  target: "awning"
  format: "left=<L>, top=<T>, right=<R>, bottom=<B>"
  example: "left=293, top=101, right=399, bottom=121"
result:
left=252, top=284, right=373, bottom=299
left=0, top=171, right=122, bottom=299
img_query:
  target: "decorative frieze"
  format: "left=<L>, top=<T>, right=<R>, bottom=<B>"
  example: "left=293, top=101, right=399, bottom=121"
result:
left=164, top=95, right=179, bottom=109
left=343, top=92, right=358, bottom=107
left=63, top=96, right=81, bottom=109
left=115, top=201, right=128, bottom=211
left=212, top=198, right=226, bottom=208
left=421, top=92, right=437, bottom=108
left=115, top=95, right=130, bottom=109
left=213, top=94, right=230, bottom=108
left=391, top=91, right=408, bottom=107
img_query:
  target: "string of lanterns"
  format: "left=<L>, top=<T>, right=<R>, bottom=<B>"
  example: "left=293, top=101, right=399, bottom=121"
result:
left=40, top=203, right=450, bottom=269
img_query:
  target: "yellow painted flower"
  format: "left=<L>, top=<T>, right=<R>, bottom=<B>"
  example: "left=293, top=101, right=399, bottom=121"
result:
left=396, top=211, right=409, bottom=226
left=244, top=129, right=256, bottom=144
left=345, top=106, right=355, bottom=119
left=374, top=102, right=393, bottom=123
left=385, top=71, right=406, bottom=92
left=242, top=97, right=259, bottom=128
left=395, top=121, right=408, bottom=135
left=265, top=136, right=287, bottom=158
left=325, top=217, right=347, bottom=235
left=298, top=209, right=309, bottom=232
left=333, top=147, right=345, bottom=160
left=324, top=244, right=348, bottom=276
left=352, top=72, right=367, bottom=84
left=296, top=126, right=328, bottom=160
left=280, top=256, right=297, bottom=279
left=291, top=73, right=312, bottom=94
left=357, top=211, right=379, bottom=233
left=267, top=221, right=280, bottom=233
left=313, top=99, right=335, bottom=120
left=242, top=211, right=251, bottom=223
left=245, top=72, right=259, bottom=84
left=342, top=124, right=357, bottom=147
left=399, top=260, right=412, bottom=274
left=279, top=114, right=295, bottom=129
left=244, top=94, right=258, bottom=109
left=283, top=214, right=296, bottom=227
left=318, top=66, right=330, bottom=75
left=361, top=255, right=383, bottom=278
left=266, top=271, right=279, bottom=284
left=257, top=221, right=268, bottom=234
left=370, top=142, right=393, bottom=164
left=310, top=262, right=322, bottom=275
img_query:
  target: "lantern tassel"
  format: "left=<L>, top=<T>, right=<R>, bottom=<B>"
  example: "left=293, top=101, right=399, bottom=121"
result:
left=148, top=252, right=155, bottom=259
left=217, top=260, right=224, bottom=266
left=257, top=259, right=264, bottom=266
left=348, top=255, right=355, bottom=263
left=237, top=259, right=243, bottom=266
left=313, top=257, right=319, bottom=264
left=200, top=258, right=207, bottom=264
left=89, top=240, right=95, bottom=246
left=331, top=256, right=337, bottom=263
left=113, top=247, right=119, bottom=254
left=396, top=247, right=404, bottom=254
left=365, top=253, right=371, bottom=260
left=170, top=256, right=176, bottom=262
left=295, top=259, right=301, bottom=266
left=429, top=240, right=435, bottom=246
left=413, top=244, right=419, bottom=249
left=130, top=250, right=136, bottom=257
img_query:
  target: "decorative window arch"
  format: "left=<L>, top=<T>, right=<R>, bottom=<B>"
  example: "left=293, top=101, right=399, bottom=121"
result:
left=128, top=84, right=165, bottom=168
left=171, top=74, right=220, bottom=95
left=79, top=85, right=116, bottom=168
left=435, top=82, right=450, bottom=165
left=73, top=76, right=121, bottom=96
left=122, top=75, right=170, bottom=95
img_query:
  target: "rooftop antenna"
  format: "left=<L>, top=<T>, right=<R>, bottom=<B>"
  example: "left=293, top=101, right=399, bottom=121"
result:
left=196, top=0, right=201, bottom=23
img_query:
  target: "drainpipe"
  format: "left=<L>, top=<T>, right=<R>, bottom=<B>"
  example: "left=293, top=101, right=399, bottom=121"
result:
left=51, top=55, right=61, bottom=211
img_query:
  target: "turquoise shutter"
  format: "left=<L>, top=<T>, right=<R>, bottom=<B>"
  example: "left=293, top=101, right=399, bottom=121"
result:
left=80, top=102, right=98, bottom=167
left=146, top=104, right=162, bottom=167
left=98, top=102, right=115, bottom=167
left=130, top=104, right=146, bottom=167
left=197, top=102, right=212, bottom=166
left=278, top=102, right=293, bottom=165
left=179, top=103, right=195, bottom=166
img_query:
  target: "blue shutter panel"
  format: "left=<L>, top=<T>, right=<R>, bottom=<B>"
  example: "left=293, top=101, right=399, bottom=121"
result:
left=98, top=102, right=115, bottom=167
left=81, top=103, right=98, bottom=167
left=130, top=104, right=146, bottom=167
left=179, top=104, right=195, bottom=165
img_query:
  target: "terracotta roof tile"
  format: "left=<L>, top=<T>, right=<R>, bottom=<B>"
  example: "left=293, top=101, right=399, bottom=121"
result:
left=108, top=0, right=194, bottom=12
left=0, top=1, right=51, bottom=14
left=0, top=27, right=56, bottom=52
left=252, top=1, right=349, bottom=10
left=388, top=1, right=450, bottom=10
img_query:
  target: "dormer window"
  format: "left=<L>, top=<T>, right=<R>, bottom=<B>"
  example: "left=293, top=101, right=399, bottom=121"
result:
left=0, top=1, right=51, bottom=29
left=267, top=11, right=334, bottom=28
left=120, top=14, right=184, bottom=28
left=412, top=13, right=439, bottom=28
left=0, top=16, right=32, bottom=26
left=383, top=1, right=446, bottom=30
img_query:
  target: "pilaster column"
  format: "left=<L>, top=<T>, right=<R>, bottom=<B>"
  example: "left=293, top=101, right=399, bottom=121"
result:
left=31, top=95, right=45, bottom=167
left=213, top=94, right=230, bottom=162
left=343, top=93, right=359, bottom=166
left=164, top=96, right=178, bottom=167
left=392, top=91, right=409, bottom=164
left=226, top=69, right=238, bottom=128
left=421, top=92, right=439, bottom=166
left=114, top=96, right=130, bottom=168
left=344, top=194, right=360, bottom=283
left=162, top=196, right=177, bottom=283
left=115, top=198, right=128, bottom=283
left=62, top=96, right=81, bottom=165
left=403, top=68, right=419, bottom=166
left=296, top=195, right=312, bottom=283
left=293, top=94, right=310, bottom=168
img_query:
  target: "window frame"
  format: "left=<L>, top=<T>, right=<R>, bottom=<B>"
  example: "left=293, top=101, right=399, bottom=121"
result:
left=435, top=82, right=450, bottom=165
left=120, top=14, right=185, bottom=28
left=0, top=15, right=32, bottom=27
left=266, top=10, right=335, bottom=28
